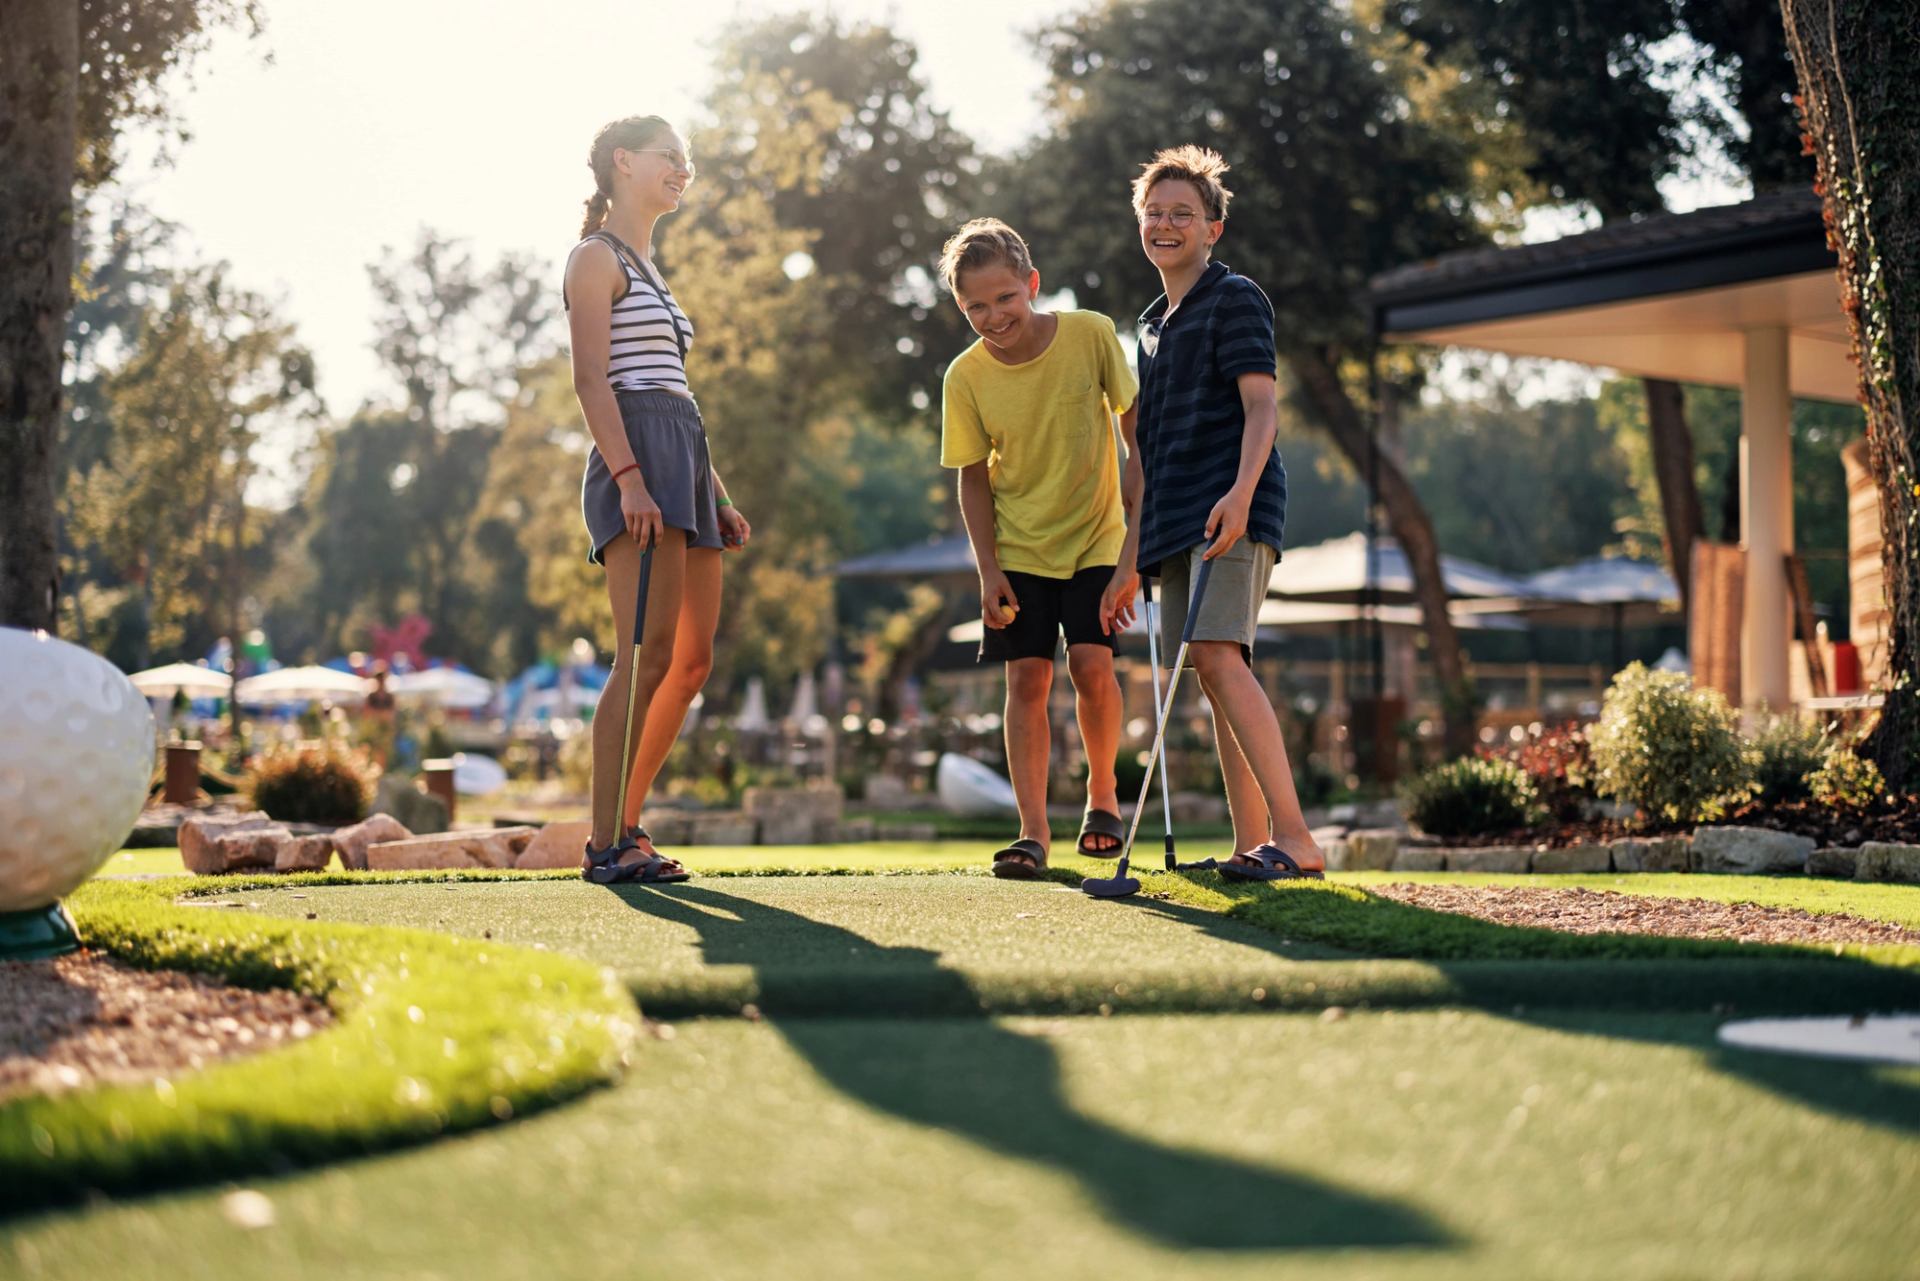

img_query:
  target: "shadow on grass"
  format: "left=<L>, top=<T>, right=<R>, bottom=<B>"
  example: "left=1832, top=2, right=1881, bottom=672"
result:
left=616, top=882, right=1453, bottom=1254
left=1137, top=881, right=1920, bottom=1136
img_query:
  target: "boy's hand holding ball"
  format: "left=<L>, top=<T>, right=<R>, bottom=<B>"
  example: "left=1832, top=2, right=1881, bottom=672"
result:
left=980, top=569, right=1020, bottom=630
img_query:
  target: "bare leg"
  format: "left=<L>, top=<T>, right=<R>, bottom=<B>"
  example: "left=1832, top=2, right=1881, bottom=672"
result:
left=622, top=546, right=722, bottom=849
left=1190, top=641, right=1323, bottom=871
left=588, top=533, right=686, bottom=863
left=1003, top=657, right=1055, bottom=866
left=1203, top=682, right=1272, bottom=854
left=1065, top=643, right=1123, bottom=850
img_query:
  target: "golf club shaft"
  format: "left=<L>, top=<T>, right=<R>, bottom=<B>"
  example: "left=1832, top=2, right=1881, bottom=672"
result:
left=1115, top=556, right=1215, bottom=877
left=1142, top=578, right=1176, bottom=859
left=613, top=544, right=655, bottom=834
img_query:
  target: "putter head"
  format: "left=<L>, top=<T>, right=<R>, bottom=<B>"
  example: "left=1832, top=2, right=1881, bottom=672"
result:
left=1080, top=871, right=1142, bottom=899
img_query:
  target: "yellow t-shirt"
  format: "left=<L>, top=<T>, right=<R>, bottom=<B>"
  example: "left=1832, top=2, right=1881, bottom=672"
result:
left=940, top=310, right=1139, bottom=579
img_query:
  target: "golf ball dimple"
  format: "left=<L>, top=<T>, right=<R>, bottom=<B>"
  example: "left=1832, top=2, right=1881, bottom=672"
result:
left=0, top=629, right=154, bottom=913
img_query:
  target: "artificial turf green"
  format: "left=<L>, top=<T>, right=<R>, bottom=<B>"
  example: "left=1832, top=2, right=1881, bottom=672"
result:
left=7, top=1010, right=1916, bottom=1280
left=225, top=873, right=1920, bottom=1017
left=105, top=839, right=1134, bottom=879
left=0, top=877, right=639, bottom=1212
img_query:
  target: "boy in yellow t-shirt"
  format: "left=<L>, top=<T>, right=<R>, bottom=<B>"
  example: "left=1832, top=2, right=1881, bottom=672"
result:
left=938, top=218, right=1141, bottom=879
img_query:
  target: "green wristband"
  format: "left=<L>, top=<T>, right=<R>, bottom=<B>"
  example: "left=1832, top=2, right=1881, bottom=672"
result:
left=717, top=496, right=734, bottom=508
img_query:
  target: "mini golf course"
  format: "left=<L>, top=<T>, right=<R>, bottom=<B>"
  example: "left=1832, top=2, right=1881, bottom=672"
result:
left=4, top=848, right=1918, bottom=1280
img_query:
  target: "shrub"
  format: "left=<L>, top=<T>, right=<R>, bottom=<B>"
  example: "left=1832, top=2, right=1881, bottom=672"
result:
left=1586, top=663, right=1756, bottom=824
left=1403, top=756, right=1540, bottom=838
left=558, top=732, right=595, bottom=796
left=1750, top=718, right=1830, bottom=805
left=247, top=742, right=373, bottom=824
left=1809, top=746, right=1886, bottom=809
left=1483, top=724, right=1593, bottom=823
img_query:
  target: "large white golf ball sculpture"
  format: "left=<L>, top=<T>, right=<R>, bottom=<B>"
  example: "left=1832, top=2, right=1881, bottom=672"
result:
left=0, top=628, right=154, bottom=955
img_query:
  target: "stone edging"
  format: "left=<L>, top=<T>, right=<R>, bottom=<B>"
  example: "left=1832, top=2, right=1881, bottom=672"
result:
left=1323, top=826, right=1920, bottom=884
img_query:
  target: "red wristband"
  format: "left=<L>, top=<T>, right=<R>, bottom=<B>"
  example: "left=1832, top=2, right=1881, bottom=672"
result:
left=610, top=462, right=641, bottom=484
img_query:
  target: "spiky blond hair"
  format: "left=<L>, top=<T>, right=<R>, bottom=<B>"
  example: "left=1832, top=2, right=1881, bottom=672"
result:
left=1130, top=145, right=1233, bottom=221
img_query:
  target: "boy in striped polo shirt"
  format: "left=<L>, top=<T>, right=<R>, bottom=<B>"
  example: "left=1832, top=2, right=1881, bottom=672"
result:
left=939, top=218, right=1142, bottom=879
left=1122, top=145, right=1325, bottom=879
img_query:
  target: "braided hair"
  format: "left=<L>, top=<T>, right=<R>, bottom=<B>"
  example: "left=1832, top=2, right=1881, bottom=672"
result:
left=580, top=115, right=674, bottom=238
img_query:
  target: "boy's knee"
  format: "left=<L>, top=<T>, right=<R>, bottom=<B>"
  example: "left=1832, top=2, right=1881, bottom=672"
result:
left=1188, top=640, right=1241, bottom=682
left=672, top=647, right=714, bottom=692
left=1005, top=658, right=1054, bottom=704
left=1065, top=644, right=1115, bottom=688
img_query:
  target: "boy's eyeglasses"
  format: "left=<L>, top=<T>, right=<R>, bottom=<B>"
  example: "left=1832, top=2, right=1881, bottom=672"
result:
left=630, top=148, right=696, bottom=176
left=1138, top=208, right=1199, bottom=228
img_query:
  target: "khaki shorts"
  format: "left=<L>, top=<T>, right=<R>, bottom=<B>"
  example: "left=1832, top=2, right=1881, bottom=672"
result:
left=1154, top=539, right=1277, bottom=664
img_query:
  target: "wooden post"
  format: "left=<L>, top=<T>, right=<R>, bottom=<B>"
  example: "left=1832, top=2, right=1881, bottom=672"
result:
left=422, top=759, right=456, bottom=824
left=163, top=741, right=202, bottom=805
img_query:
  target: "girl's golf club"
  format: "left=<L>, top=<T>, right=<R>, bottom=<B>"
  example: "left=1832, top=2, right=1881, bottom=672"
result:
left=612, top=543, right=655, bottom=846
left=1081, top=554, right=1215, bottom=899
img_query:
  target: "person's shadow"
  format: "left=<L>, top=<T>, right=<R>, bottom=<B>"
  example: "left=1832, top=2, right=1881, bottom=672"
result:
left=614, top=882, right=1452, bottom=1254
left=1125, top=884, right=1920, bottom=1138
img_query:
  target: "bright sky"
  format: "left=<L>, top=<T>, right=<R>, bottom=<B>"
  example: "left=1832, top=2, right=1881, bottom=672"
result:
left=115, top=0, right=1082, bottom=420
left=115, top=1, right=1748, bottom=434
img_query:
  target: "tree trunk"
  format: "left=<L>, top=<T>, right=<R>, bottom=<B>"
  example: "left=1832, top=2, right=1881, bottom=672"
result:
left=0, top=0, right=78, bottom=633
left=1643, top=378, right=1705, bottom=618
left=1780, top=0, right=1920, bottom=788
left=1289, top=348, right=1477, bottom=756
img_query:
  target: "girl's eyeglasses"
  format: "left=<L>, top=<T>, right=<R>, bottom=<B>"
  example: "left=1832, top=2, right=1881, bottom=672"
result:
left=630, top=148, right=695, bottom=177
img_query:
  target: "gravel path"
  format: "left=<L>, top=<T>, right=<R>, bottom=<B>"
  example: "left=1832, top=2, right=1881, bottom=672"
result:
left=1367, top=882, right=1920, bottom=948
left=0, top=951, right=331, bottom=1101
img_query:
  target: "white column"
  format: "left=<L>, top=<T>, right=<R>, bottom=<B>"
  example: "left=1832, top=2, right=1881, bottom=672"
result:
left=1740, top=327, right=1794, bottom=711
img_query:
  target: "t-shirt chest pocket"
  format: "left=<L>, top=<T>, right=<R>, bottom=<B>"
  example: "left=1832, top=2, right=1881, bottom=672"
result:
left=1056, top=380, right=1102, bottom=439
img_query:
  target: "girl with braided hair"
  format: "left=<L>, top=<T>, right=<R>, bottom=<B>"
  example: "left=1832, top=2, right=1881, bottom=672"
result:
left=566, top=114, right=751, bottom=883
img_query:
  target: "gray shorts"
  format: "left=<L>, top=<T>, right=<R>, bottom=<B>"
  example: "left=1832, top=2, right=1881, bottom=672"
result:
left=582, top=389, right=723, bottom=564
left=1154, top=539, right=1278, bottom=663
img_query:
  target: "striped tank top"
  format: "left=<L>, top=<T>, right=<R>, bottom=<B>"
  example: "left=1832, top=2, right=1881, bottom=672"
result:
left=578, top=231, right=695, bottom=396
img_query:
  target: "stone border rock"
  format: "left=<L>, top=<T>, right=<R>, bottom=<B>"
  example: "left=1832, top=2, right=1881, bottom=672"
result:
left=1319, top=825, right=1920, bottom=884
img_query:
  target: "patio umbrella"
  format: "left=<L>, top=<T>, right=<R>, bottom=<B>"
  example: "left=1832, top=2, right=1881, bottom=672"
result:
left=1266, top=532, right=1534, bottom=604
left=945, top=598, right=1524, bottom=645
left=234, top=665, right=372, bottom=706
left=389, top=666, right=496, bottom=710
left=734, top=677, right=770, bottom=732
left=127, top=662, right=233, bottom=700
left=1454, top=556, right=1680, bottom=670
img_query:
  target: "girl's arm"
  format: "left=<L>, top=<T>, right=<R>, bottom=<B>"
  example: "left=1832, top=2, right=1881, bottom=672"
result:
left=567, top=240, right=663, bottom=548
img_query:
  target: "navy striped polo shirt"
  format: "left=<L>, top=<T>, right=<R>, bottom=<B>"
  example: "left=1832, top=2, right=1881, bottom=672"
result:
left=1132, top=261, right=1288, bottom=575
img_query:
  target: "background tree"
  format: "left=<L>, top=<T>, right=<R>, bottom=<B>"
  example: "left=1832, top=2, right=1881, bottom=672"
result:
left=2, top=0, right=262, bottom=632
left=1395, top=0, right=1811, bottom=620
left=1779, top=0, right=1920, bottom=787
left=62, top=262, right=318, bottom=666
left=1019, top=0, right=1499, bottom=749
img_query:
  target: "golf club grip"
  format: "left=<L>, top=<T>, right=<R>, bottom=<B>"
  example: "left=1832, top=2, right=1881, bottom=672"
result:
left=1178, top=555, right=1216, bottom=645
left=634, top=545, right=654, bottom=641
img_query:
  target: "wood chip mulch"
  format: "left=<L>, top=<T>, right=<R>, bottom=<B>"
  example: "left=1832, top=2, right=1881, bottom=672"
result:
left=1367, top=883, right=1920, bottom=949
left=0, top=951, right=332, bottom=1102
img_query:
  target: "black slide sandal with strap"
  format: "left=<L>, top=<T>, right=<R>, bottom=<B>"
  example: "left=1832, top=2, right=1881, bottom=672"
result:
left=991, top=838, right=1048, bottom=880
left=1076, top=808, right=1126, bottom=859
left=1217, top=842, right=1323, bottom=882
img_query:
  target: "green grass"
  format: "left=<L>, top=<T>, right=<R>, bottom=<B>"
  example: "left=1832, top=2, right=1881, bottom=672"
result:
left=222, top=872, right=1920, bottom=1017
left=7, top=1009, right=1916, bottom=1280
left=18, top=859, right=1920, bottom=1276
left=104, top=838, right=1149, bottom=879
left=0, top=877, right=639, bottom=1212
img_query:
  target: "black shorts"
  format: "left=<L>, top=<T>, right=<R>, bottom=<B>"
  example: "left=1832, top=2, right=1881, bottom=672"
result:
left=980, top=566, right=1119, bottom=663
